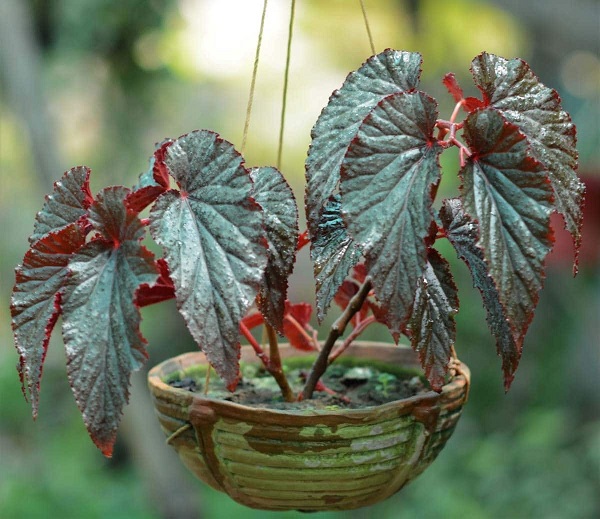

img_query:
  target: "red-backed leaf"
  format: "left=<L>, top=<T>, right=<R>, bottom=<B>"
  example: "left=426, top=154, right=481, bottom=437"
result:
left=442, top=72, right=464, bottom=103
left=135, top=258, right=175, bottom=307
left=312, top=195, right=363, bottom=323
left=408, top=248, right=458, bottom=392
left=283, top=302, right=316, bottom=352
left=11, top=224, right=86, bottom=417
left=149, top=130, right=267, bottom=390
left=126, top=140, right=172, bottom=214
left=62, top=187, right=159, bottom=456
left=30, top=166, right=93, bottom=244
left=460, top=108, right=554, bottom=357
left=250, top=167, right=299, bottom=332
left=341, top=91, right=443, bottom=338
left=471, top=52, right=584, bottom=269
left=440, top=198, right=520, bottom=389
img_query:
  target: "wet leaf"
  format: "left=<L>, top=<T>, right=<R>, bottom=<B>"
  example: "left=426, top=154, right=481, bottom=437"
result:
left=30, top=166, right=93, bottom=244
left=341, top=91, right=442, bottom=337
left=149, top=130, right=267, bottom=389
left=409, top=249, right=458, bottom=392
left=11, top=224, right=86, bottom=417
left=460, top=108, right=554, bottom=357
left=440, top=198, right=520, bottom=390
left=250, top=167, right=299, bottom=332
left=312, top=195, right=363, bottom=323
left=471, top=52, right=585, bottom=269
left=306, top=50, right=422, bottom=305
left=62, top=187, right=159, bottom=456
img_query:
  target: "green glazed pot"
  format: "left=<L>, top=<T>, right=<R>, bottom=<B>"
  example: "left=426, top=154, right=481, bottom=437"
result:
left=148, top=342, right=470, bottom=512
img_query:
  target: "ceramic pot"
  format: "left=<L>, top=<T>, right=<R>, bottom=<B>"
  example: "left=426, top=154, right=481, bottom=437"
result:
left=148, top=342, right=470, bottom=511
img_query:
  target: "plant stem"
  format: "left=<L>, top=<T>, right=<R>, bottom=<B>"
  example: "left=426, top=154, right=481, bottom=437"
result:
left=240, top=322, right=270, bottom=367
left=241, top=0, right=269, bottom=155
left=301, top=278, right=374, bottom=400
left=328, top=315, right=377, bottom=364
left=266, top=323, right=295, bottom=402
left=276, top=0, right=296, bottom=170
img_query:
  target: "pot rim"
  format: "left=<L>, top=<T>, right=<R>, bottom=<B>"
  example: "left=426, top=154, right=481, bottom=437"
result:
left=148, top=341, right=470, bottom=419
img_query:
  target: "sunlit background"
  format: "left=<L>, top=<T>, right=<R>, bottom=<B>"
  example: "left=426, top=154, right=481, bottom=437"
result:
left=1, top=1, right=598, bottom=518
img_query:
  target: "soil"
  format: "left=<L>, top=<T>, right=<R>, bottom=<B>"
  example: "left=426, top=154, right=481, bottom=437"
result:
left=167, top=357, right=431, bottom=411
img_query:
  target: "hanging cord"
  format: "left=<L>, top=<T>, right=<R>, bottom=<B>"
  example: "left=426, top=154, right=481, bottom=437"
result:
left=276, top=0, right=297, bottom=170
left=241, top=0, right=269, bottom=155
left=359, top=0, right=376, bottom=55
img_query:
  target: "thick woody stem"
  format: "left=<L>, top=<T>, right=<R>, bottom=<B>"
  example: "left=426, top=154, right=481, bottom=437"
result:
left=266, top=324, right=295, bottom=402
left=301, top=278, right=373, bottom=400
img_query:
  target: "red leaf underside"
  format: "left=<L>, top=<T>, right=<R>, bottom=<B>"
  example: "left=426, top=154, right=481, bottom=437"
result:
left=11, top=224, right=87, bottom=416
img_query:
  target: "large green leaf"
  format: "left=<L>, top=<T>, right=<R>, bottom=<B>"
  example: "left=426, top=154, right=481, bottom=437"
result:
left=312, top=195, right=362, bottom=323
left=460, top=108, right=554, bottom=353
left=149, top=130, right=267, bottom=389
left=30, top=166, right=93, bottom=244
left=440, top=198, right=520, bottom=390
left=250, top=166, right=299, bottom=332
left=409, top=248, right=458, bottom=392
left=341, top=91, right=442, bottom=337
left=11, top=224, right=86, bottom=417
left=471, top=52, right=584, bottom=265
left=62, top=187, right=158, bottom=457
left=305, top=50, right=422, bottom=311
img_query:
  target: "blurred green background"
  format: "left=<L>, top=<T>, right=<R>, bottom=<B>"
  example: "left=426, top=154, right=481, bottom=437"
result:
left=1, top=0, right=598, bottom=518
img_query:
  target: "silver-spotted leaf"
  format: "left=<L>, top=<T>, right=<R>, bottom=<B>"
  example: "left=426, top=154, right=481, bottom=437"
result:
left=149, top=130, right=267, bottom=389
left=62, top=187, right=158, bottom=457
left=30, top=166, right=93, bottom=244
left=306, top=50, right=422, bottom=306
left=409, top=248, right=458, bottom=392
left=341, top=91, right=442, bottom=337
left=460, top=108, right=554, bottom=354
left=440, top=198, right=520, bottom=390
left=11, top=224, right=86, bottom=417
left=312, top=195, right=363, bottom=323
left=250, top=166, right=299, bottom=332
left=471, top=52, right=584, bottom=267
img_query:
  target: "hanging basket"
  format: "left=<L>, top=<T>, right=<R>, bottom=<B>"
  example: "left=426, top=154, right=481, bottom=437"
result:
left=148, top=342, right=470, bottom=512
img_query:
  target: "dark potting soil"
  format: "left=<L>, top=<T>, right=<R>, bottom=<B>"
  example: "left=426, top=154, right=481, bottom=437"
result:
left=167, top=359, right=431, bottom=411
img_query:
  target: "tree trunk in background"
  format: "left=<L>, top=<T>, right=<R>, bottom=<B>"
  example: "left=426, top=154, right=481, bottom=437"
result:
left=0, top=0, right=60, bottom=189
left=0, top=2, right=204, bottom=516
left=120, top=372, right=203, bottom=519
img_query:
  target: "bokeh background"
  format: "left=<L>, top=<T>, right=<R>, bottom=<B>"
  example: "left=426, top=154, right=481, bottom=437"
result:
left=1, top=0, right=598, bottom=518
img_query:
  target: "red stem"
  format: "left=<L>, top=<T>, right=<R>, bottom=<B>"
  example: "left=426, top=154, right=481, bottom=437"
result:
left=240, top=322, right=270, bottom=368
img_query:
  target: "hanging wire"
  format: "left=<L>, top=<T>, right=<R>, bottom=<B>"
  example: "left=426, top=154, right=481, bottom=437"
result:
left=276, top=0, right=297, bottom=171
left=241, top=0, right=269, bottom=155
left=359, top=0, right=376, bottom=55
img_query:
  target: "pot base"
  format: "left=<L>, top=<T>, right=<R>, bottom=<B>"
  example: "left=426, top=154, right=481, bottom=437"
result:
left=148, top=342, right=470, bottom=511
